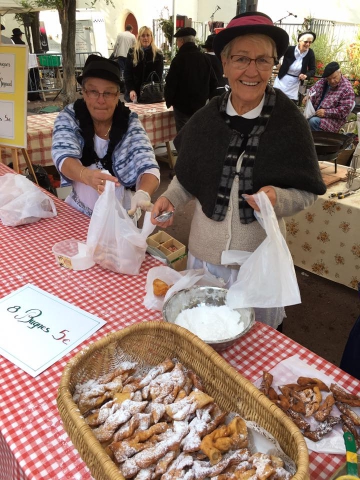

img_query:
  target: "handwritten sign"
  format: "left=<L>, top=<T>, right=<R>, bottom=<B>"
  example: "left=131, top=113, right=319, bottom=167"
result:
left=0, top=284, right=106, bottom=377
left=0, top=45, right=28, bottom=148
left=0, top=100, right=14, bottom=138
left=0, top=53, right=15, bottom=93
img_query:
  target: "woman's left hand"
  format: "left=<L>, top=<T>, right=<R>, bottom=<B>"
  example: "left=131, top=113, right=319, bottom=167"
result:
left=299, top=74, right=307, bottom=81
left=242, top=186, right=277, bottom=212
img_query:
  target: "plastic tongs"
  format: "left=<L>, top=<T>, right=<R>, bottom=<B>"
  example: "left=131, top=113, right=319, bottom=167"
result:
left=336, top=432, right=359, bottom=479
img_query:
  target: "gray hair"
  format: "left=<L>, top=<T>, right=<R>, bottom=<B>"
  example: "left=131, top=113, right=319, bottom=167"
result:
left=221, top=34, right=277, bottom=59
left=179, top=35, right=195, bottom=44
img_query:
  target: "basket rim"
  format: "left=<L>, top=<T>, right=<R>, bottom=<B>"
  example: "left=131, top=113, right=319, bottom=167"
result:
left=57, top=320, right=309, bottom=480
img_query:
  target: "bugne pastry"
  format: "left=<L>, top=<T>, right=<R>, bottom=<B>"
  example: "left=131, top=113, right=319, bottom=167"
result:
left=73, top=359, right=292, bottom=479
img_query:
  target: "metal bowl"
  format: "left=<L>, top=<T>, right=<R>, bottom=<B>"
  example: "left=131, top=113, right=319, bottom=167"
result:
left=162, top=286, right=255, bottom=352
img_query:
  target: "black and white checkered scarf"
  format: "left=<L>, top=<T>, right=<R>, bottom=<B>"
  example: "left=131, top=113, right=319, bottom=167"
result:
left=213, top=87, right=276, bottom=224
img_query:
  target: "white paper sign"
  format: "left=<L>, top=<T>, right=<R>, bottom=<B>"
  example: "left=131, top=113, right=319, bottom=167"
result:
left=0, top=53, right=15, bottom=93
left=0, top=100, right=14, bottom=139
left=0, top=284, right=106, bottom=377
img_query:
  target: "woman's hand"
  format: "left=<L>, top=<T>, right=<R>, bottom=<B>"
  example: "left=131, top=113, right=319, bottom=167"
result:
left=151, top=196, right=175, bottom=227
left=129, top=90, right=137, bottom=102
left=81, top=168, right=120, bottom=195
left=242, top=186, right=277, bottom=212
left=299, top=74, right=307, bottom=81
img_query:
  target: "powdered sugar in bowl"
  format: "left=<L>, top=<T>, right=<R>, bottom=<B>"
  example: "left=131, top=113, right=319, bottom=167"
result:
left=162, top=286, right=255, bottom=351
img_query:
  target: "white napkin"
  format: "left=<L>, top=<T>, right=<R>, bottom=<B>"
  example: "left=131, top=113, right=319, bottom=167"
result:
left=254, top=355, right=359, bottom=454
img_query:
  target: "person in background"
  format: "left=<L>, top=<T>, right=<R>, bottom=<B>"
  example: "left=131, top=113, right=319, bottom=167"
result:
left=52, top=55, right=159, bottom=218
left=164, top=27, right=218, bottom=132
left=152, top=12, right=326, bottom=330
left=201, top=33, right=228, bottom=97
left=274, top=31, right=316, bottom=103
left=1, top=24, right=14, bottom=45
left=112, top=24, right=136, bottom=84
left=11, top=27, right=26, bottom=45
left=304, top=61, right=355, bottom=132
left=124, top=26, right=163, bottom=103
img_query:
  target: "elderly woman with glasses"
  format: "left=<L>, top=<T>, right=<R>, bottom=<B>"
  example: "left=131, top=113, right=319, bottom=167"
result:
left=274, top=31, right=316, bottom=102
left=151, top=13, right=325, bottom=330
left=52, top=55, right=159, bottom=217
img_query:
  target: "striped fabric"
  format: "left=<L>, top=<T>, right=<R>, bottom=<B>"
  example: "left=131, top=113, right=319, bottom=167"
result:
left=213, top=86, right=276, bottom=224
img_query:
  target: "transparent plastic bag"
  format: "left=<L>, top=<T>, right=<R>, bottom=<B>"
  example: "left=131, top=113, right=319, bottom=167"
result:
left=227, top=191, right=301, bottom=310
left=87, top=179, right=155, bottom=275
left=303, top=91, right=316, bottom=119
left=0, top=173, right=57, bottom=226
left=143, top=266, right=222, bottom=311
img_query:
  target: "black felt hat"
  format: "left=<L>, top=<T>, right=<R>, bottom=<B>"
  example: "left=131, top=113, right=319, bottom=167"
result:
left=174, top=27, right=196, bottom=38
left=77, top=54, right=121, bottom=86
left=12, top=28, right=24, bottom=35
left=201, top=34, right=216, bottom=49
left=297, top=31, right=316, bottom=42
left=322, top=61, right=340, bottom=78
left=213, top=11, right=289, bottom=59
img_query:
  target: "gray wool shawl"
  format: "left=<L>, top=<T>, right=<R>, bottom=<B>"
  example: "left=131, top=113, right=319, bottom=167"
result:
left=174, top=88, right=326, bottom=221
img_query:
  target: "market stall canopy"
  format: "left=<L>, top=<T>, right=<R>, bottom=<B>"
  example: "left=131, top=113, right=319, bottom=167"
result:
left=0, top=1, right=50, bottom=14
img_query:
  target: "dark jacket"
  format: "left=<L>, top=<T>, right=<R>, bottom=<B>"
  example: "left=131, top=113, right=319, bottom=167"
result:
left=278, top=46, right=316, bottom=80
left=11, top=36, right=25, bottom=45
left=124, top=47, right=163, bottom=97
left=205, top=53, right=228, bottom=98
left=165, top=42, right=218, bottom=115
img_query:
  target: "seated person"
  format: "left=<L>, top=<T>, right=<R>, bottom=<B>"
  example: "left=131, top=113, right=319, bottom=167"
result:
left=52, top=55, right=159, bottom=218
left=304, top=61, right=355, bottom=132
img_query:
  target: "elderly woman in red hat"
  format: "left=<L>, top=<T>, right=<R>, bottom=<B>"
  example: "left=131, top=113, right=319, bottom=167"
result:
left=274, top=31, right=316, bottom=102
left=52, top=55, right=159, bottom=218
left=151, top=12, right=326, bottom=330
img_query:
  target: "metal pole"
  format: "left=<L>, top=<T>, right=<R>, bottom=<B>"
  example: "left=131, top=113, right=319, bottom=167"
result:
left=171, top=0, right=176, bottom=59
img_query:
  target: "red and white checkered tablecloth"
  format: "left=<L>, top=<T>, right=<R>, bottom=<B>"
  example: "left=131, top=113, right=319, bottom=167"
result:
left=0, top=163, right=358, bottom=480
left=0, top=103, right=176, bottom=172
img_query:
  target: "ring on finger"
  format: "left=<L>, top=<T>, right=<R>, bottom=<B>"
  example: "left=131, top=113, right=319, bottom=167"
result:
left=101, top=179, right=104, bottom=185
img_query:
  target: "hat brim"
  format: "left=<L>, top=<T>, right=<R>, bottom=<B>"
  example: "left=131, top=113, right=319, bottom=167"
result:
left=298, top=31, right=316, bottom=43
left=77, top=70, right=121, bottom=86
left=213, top=24, right=289, bottom=59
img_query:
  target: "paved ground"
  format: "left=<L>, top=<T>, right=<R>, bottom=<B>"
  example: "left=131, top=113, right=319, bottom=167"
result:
left=28, top=97, right=360, bottom=370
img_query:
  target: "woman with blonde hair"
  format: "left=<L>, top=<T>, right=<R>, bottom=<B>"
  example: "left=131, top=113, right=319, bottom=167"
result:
left=124, top=26, right=164, bottom=103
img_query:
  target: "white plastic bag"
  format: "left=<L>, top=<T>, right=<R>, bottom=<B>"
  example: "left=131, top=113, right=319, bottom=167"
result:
left=303, top=91, right=316, bottom=119
left=87, top=180, right=155, bottom=275
left=0, top=173, right=57, bottom=226
left=143, top=266, right=223, bottom=311
left=227, top=191, right=301, bottom=309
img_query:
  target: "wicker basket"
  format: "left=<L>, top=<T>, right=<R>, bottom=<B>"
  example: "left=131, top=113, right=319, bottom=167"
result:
left=57, top=321, right=309, bottom=480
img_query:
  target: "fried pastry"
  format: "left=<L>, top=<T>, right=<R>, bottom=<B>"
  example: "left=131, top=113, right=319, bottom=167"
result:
left=330, top=383, right=360, bottom=407
left=303, top=415, right=341, bottom=442
left=153, top=278, right=172, bottom=296
left=314, top=394, right=335, bottom=422
left=336, top=401, right=360, bottom=426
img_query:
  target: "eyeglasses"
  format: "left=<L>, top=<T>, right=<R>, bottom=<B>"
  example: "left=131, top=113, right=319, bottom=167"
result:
left=229, top=55, right=277, bottom=71
left=83, top=88, right=119, bottom=100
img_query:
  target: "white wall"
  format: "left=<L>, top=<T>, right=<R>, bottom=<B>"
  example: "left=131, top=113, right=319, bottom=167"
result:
left=197, top=0, right=360, bottom=25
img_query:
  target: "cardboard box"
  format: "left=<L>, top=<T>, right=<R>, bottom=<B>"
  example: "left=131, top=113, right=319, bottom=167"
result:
left=147, top=232, right=187, bottom=271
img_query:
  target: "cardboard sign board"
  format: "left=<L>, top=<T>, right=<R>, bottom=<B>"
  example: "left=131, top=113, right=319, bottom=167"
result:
left=0, top=44, right=28, bottom=148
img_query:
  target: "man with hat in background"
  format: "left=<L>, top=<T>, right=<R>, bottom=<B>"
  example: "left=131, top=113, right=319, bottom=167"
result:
left=164, top=26, right=218, bottom=132
left=11, top=27, right=25, bottom=45
left=305, top=61, right=355, bottom=132
left=201, top=33, right=228, bottom=97
left=1, top=24, right=14, bottom=45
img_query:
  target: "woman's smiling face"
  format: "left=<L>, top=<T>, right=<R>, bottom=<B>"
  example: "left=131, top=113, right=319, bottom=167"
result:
left=222, top=35, right=275, bottom=115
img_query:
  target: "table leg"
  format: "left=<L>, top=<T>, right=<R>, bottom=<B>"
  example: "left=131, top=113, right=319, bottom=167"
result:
left=21, top=148, right=39, bottom=185
left=165, top=141, right=176, bottom=170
